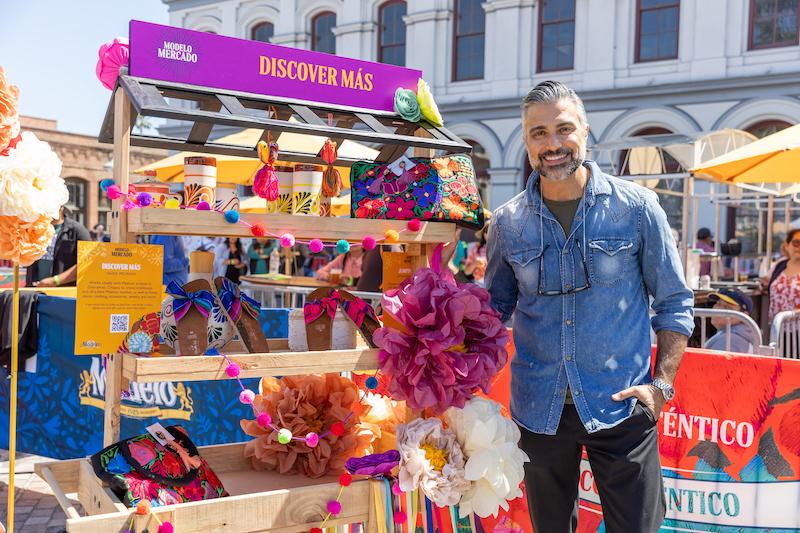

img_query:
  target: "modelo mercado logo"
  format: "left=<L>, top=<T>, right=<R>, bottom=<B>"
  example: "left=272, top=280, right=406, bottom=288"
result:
left=157, top=41, right=197, bottom=63
left=78, top=357, right=193, bottom=420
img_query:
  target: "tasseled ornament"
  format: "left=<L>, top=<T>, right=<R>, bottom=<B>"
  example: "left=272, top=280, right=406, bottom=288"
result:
left=253, top=140, right=279, bottom=202
left=320, top=139, right=342, bottom=199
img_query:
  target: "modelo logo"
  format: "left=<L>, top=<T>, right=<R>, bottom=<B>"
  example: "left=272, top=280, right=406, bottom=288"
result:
left=157, top=41, right=198, bottom=63
left=78, top=357, right=194, bottom=420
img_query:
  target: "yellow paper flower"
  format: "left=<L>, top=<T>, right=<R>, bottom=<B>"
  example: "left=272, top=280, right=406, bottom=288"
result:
left=0, top=215, right=54, bottom=266
left=416, top=78, right=443, bottom=127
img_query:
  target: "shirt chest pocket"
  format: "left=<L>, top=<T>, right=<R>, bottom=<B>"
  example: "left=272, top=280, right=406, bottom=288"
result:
left=588, top=239, right=634, bottom=286
left=508, top=248, right=544, bottom=295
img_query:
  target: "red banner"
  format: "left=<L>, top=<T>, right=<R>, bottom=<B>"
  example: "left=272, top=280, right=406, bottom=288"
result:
left=480, top=344, right=800, bottom=532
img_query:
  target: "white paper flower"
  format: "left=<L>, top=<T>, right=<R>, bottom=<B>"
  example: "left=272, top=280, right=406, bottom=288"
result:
left=396, top=417, right=470, bottom=507
left=0, top=132, right=68, bottom=222
left=445, top=397, right=530, bottom=518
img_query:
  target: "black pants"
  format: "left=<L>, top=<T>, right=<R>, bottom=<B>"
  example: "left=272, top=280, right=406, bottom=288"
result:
left=518, top=403, right=665, bottom=533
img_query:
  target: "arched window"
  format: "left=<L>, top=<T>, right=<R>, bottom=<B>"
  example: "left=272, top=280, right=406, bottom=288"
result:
left=65, top=177, right=87, bottom=226
left=453, top=0, right=485, bottom=80
left=745, top=119, right=791, bottom=139
left=378, top=1, right=407, bottom=66
left=312, top=11, right=337, bottom=54
left=467, top=140, right=491, bottom=204
left=251, top=22, right=274, bottom=43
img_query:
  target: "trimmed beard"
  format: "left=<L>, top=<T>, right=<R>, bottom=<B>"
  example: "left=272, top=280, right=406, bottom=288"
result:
left=532, top=149, right=585, bottom=182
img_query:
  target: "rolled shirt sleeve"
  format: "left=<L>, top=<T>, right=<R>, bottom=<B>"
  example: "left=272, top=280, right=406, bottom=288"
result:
left=640, top=191, right=695, bottom=336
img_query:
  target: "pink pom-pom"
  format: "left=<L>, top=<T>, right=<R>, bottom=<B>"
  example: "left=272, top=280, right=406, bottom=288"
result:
left=394, top=511, right=407, bottom=524
left=225, top=363, right=241, bottom=378
left=251, top=223, right=267, bottom=237
left=136, top=192, right=153, bottom=207
left=122, top=199, right=136, bottom=211
left=362, top=235, right=376, bottom=251
left=157, top=522, right=174, bottom=533
left=407, top=219, right=421, bottom=232
left=197, top=201, right=211, bottom=211
left=96, top=37, right=129, bottom=90
left=310, top=528, right=323, bottom=533
left=239, top=389, right=255, bottom=404
left=257, top=412, right=272, bottom=428
left=327, top=500, right=342, bottom=516
left=305, top=432, right=319, bottom=448
left=309, top=239, right=324, bottom=254
left=280, top=233, right=295, bottom=248
left=392, top=482, right=403, bottom=495
left=106, top=185, right=123, bottom=200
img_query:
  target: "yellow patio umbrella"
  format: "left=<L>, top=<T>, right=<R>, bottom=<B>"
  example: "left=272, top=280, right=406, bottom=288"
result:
left=135, top=127, right=379, bottom=187
left=690, top=123, right=800, bottom=183
left=239, top=194, right=352, bottom=216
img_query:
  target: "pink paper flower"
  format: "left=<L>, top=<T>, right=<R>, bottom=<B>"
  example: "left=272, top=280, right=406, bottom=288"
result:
left=96, top=37, right=129, bottom=90
left=374, top=263, right=509, bottom=414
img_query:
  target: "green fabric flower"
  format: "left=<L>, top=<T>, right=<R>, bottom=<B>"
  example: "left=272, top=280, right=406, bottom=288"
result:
left=394, top=87, right=422, bottom=122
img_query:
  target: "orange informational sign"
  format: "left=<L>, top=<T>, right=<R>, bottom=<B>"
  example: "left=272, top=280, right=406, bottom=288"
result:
left=75, top=242, right=163, bottom=355
left=479, top=344, right=800, bottom=532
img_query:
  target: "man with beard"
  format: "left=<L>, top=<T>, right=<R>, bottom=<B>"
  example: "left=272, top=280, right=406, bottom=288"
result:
left=485, top=81, right=693, bottom=532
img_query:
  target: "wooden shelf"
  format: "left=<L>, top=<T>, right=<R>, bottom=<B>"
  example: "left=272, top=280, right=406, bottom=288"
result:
left=121, top=347, right=380, bottom=383
left=127, top=208, right=455, bottom=243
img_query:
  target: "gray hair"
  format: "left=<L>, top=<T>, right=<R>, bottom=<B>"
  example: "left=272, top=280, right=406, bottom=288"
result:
left=521, top=81, right=588, bottom=127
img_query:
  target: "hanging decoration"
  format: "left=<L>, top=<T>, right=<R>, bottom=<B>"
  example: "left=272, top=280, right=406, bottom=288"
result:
left=96, top=37, right=130, bottom=90
left=319, top=138, right=342, bottom=218
left=252, top=139, right=279, bottom=203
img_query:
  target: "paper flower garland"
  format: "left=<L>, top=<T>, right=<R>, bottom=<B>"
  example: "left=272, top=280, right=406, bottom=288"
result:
left=96, top=37, right=130, bottom=90
left=240, top=374, right=375, bottom=478
left=416, top=79, right=443, bottom=127
left=0, top=215, right=54, bottom=267
left=444, top=398, right=529, bottom=518
left=0, top=132, right=68, bottom=223
left=394, top=88, right=422, bottom=122
left=374, top=249, right=509, bottom=413
left=396, top=417, right=470, bottom=507
left=0, top=66, right=20, bottom=153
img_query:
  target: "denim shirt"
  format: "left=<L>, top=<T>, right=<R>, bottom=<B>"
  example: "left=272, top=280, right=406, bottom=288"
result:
left=486, top=161, right=694, bottom=434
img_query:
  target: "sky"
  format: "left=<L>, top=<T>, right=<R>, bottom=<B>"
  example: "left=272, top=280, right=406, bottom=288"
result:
left=0, top=0, right=169, bottom=136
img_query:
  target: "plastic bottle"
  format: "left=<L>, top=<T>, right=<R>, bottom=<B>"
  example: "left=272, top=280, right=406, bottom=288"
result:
left=685, top=249, right=701, bottom=290
left=269, top=248, right=280, bottom=275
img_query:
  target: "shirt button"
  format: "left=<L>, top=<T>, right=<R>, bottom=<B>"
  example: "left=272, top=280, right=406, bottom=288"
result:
left=564, top=284, right=572, bottom=290
left=565, top=319, right=572, bottom=325
left=574, top=390, right=582, bottom=396
left=565, top=355, right=573, bottom=361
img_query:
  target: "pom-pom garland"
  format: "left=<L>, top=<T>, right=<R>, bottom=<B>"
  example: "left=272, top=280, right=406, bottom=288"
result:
left=240, top=389, right=255, bottom=404
left=106, top=185, right=123, bottom=200
left=326, top=500, right=342, bottom=516
left=331, top=421, right=345, bottom=437
left=165, top=198, right=180, bottom=209
left=224, top=210, right=240, bottom=224
left=136, top=500, right=151, bottom=515
left=280, top=233, right=295, bottom=248
left=277, top=428, right=293, bottom=444
left=365, top=376, right=379, bottom=390
left=196, top=201, right=211, bottom=211
left=309, top=238, right=324, bottom=253
left=362, top=235, right=376, bottom=251
left=339, top=472, right=353, bottom=487
left=257, top=412, right=272, bottom=428
left=407, top=218, right=421, bottom=232
left=305, top=432, right=320, bottom=448
left=225, top=362, right=241, bottom=378
left=251, top=223, right=267, bottom=237
left=157, top=523, right=174, bottom=533
left=136, top=192, right=153, bottom=207
left=384, top=229, right=400, bottom=243
left=100, top=178, right=115, bottom=192
left=336, top=239, right=350, bottom=254
left=394, top=510, right=408, bottom=524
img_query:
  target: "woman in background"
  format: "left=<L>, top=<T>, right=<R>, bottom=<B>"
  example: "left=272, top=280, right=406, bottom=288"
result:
left=216, top=238, right=248, bottom=283
left=769, top=229, right=800, bottom=320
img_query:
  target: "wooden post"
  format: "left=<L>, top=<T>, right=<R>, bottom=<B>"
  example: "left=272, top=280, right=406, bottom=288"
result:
left=103, top=353, right=123, bottom=446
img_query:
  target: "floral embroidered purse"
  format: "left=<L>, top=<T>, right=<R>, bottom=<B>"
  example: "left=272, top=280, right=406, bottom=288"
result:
left=90, top=425, right=228, bottom=508
left=350, top=154, right=485, bottom=230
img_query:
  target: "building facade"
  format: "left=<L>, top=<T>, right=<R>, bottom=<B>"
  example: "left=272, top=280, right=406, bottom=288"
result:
left=160, top=0, right=800, bottom=222
left=21, top=116, right=167, bottom=230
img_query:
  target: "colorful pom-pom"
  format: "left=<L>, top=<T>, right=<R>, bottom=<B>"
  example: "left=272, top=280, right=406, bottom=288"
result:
left=280, top=233, right=295, bottom=248
left=309, top=239, right=324, bottom=254
left=122, top=199, right=136, bottom=211
left=165, top=198, right=180, bottom=209
left=407, top=219, right=421, bottom=232
left=136, top=192, right=153, bottom=207
left=225, top=362, right=241, bottom=378
left=100, top=178, right=115, bottom=192
left=327, top=500, right=342, bottom=515
left=277, top=428, right=293, bottom=444
left=136, top=500, right=151, bottom=515
left=197, top=201, right=211, bottom=211
left=305, top=432, right=319, bottom=448
left=394, top=511, right=408, bottom=524
left=365, top=376, right=379, bottom=390
left=224, top=210, right=240, bottom=224
left=362, top=235, right=376, bottom=251
left=384, top=229, right=400, bottom=243
left=339, top=472, right=353, bottom=487
left=257, top=412, right=272, bottom=428
left=251, top=223, right=267, bottom=237
left=392, top=482, right=403, bottom=495
left=310, top=528, right=323, bottom=533
left=336, top=239, right=350, bottom=254
left=106, top=184, right=123, bottom=200
left=157, top=523, right=174, bottom=533
left=330, top=421, right=345, bottom=437
left=239, top=389, right=255, bottom=404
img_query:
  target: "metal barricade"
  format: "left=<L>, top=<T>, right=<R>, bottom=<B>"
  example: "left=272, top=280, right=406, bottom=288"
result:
left=769, top=310, right=800, bottom=359
left=693, top=308, right=774, bottom=356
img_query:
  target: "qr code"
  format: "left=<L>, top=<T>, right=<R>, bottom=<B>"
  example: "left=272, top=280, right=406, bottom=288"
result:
left=110, top=314, right=129, bottom=333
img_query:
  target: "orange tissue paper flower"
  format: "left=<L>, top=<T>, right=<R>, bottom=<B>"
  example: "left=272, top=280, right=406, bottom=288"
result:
left=359, top=392, right=405, bottom=454
left=241, top=374, right=375, bottom=478
left=0, top=215, right=54, bottom=266
left=0, top=66, right=20, bottom=153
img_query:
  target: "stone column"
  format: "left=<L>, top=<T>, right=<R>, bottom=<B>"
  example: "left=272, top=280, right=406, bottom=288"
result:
left=487, top=167, right=522, bottom=209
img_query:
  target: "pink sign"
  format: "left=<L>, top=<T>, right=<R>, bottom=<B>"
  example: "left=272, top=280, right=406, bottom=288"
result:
left=128, top=20, right=422, bottom=113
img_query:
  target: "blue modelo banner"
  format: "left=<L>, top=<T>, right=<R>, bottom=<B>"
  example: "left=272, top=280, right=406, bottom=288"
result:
left=0, top=296, right=288, bottom=459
